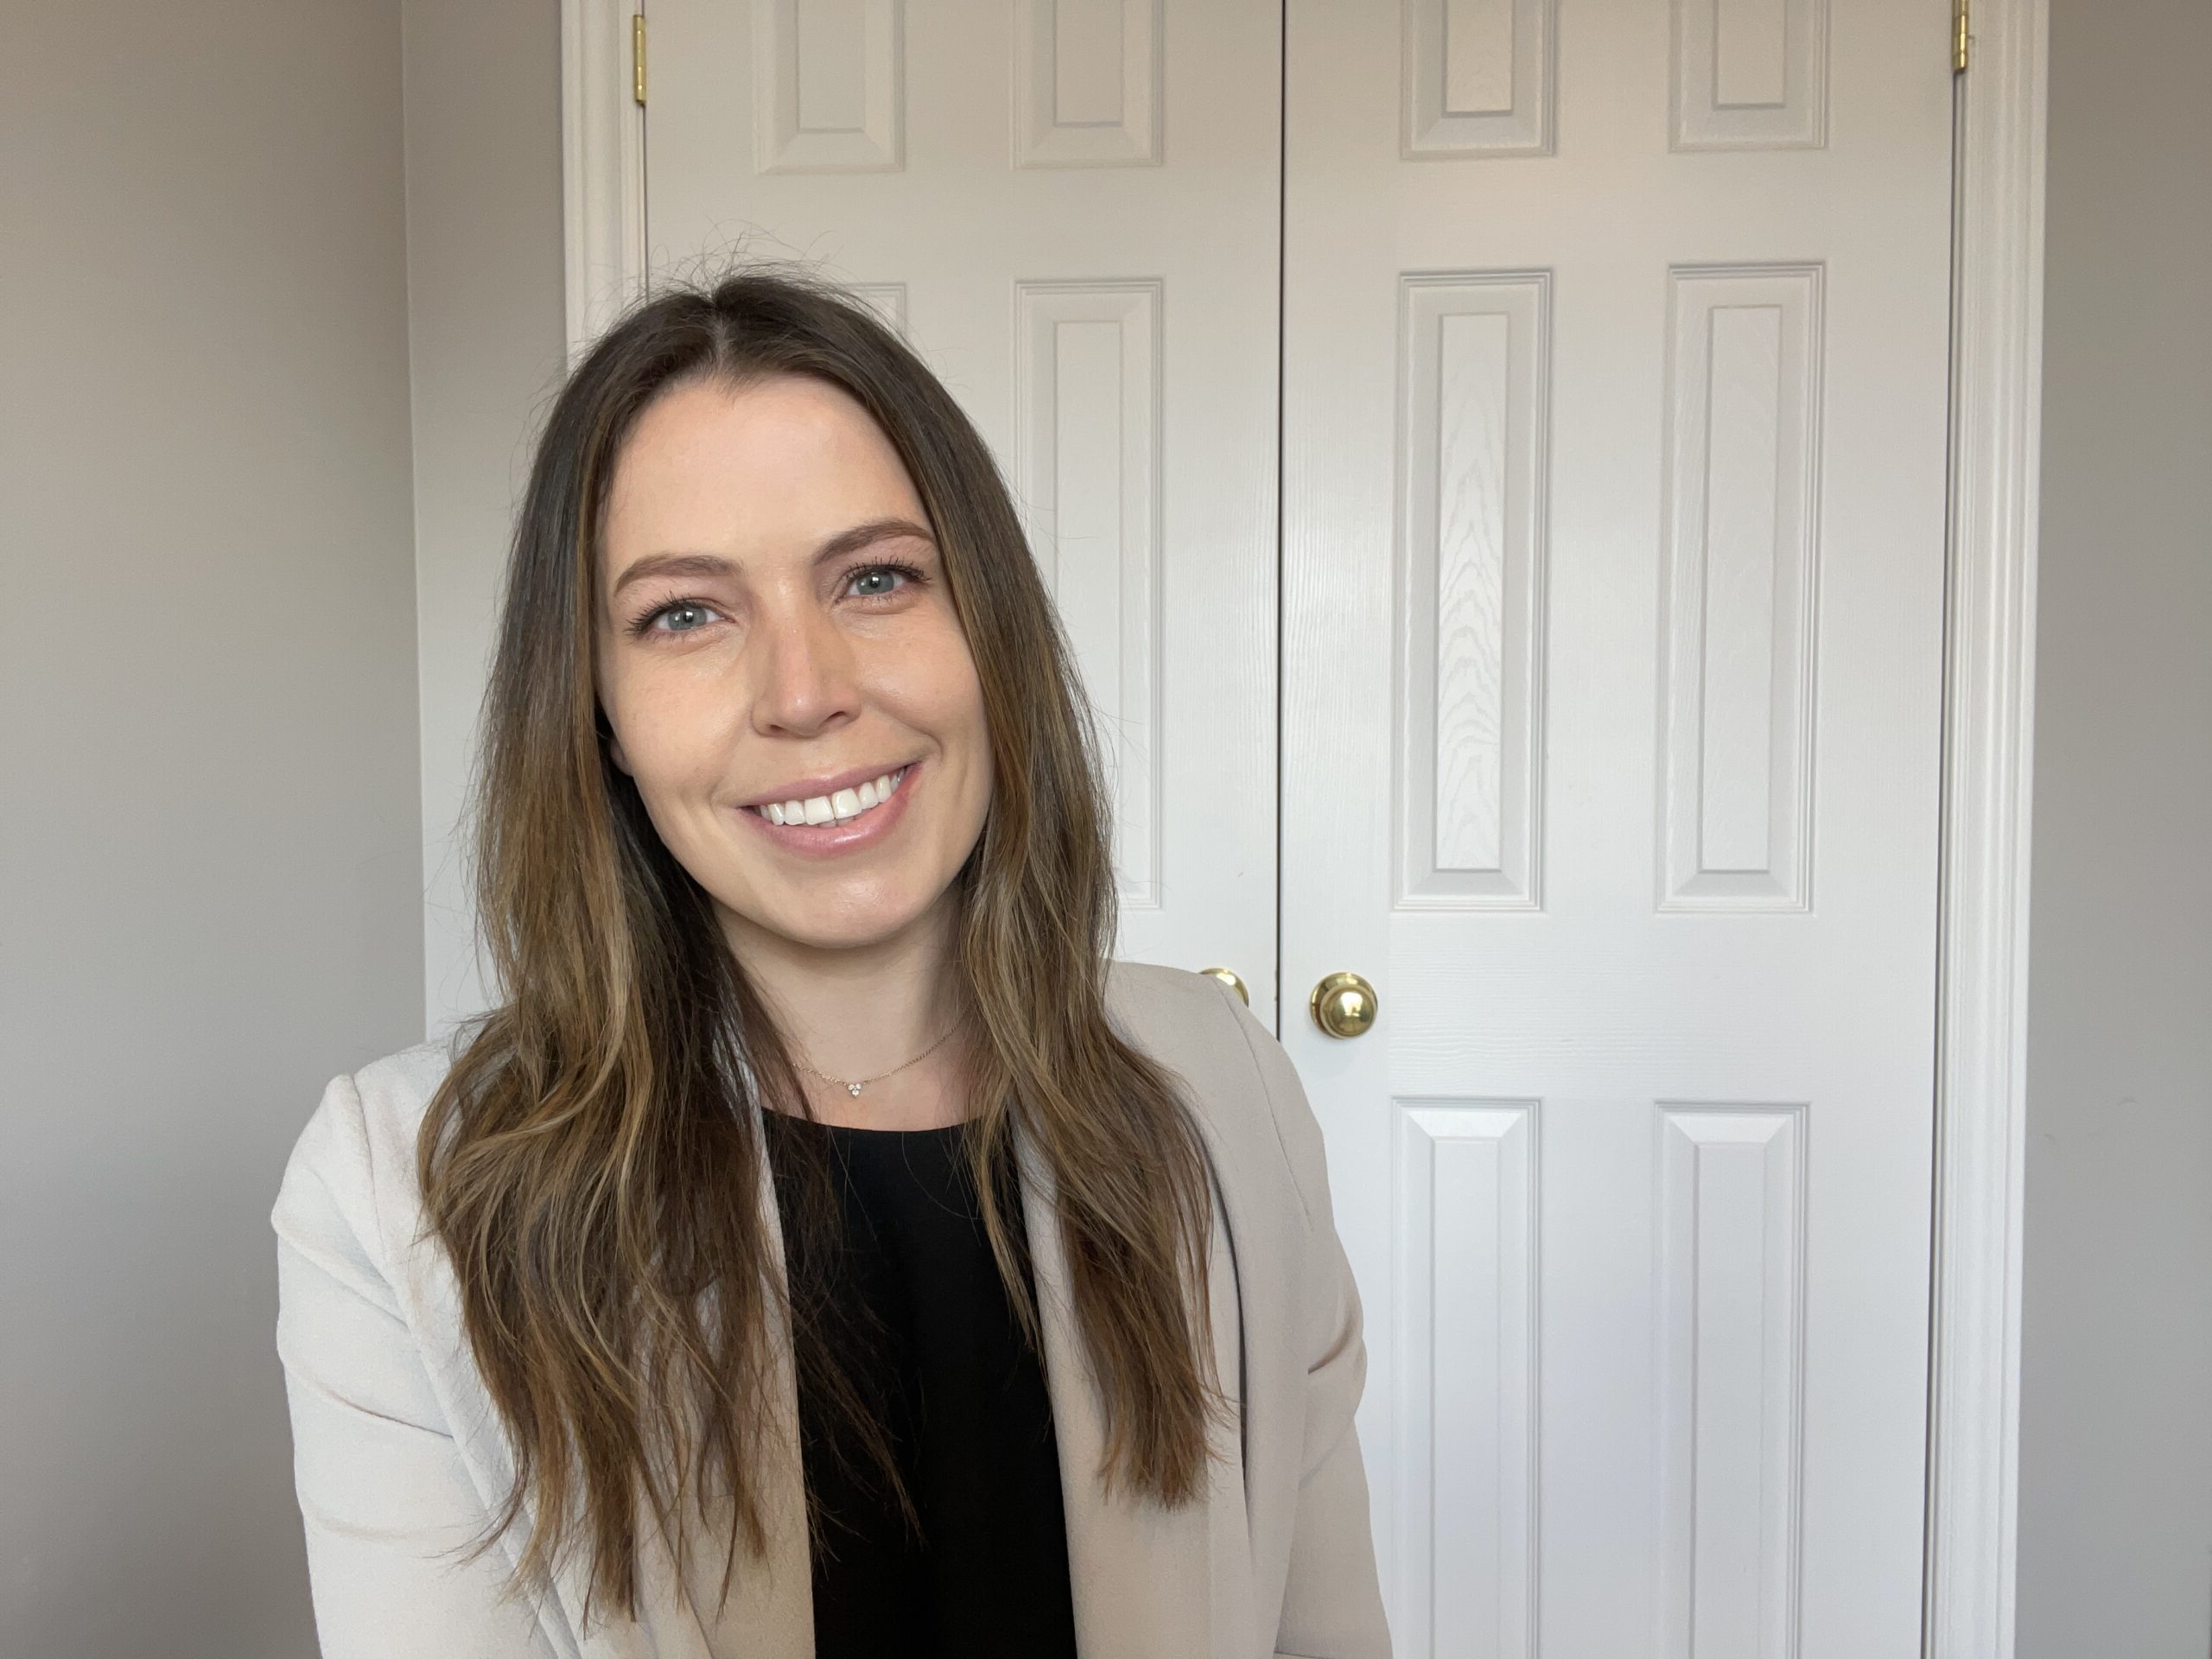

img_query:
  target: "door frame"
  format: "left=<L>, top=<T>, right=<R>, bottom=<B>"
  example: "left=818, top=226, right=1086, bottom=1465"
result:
left=555, top=5, right=2051, bottom=1654
left=1924, top=3, right=2049, bottom=1656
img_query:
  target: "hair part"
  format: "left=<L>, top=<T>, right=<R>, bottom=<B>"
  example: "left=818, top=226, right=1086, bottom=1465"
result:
left=414, top=262, right=1229, bottom=1630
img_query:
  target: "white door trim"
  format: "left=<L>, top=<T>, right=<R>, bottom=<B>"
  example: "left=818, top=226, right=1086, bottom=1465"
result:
left=1925, top=2, right=2048, bottom=1656
left=554, top=4, right=2051, bottom=1652
left=561, top=0, right=646, bottom=362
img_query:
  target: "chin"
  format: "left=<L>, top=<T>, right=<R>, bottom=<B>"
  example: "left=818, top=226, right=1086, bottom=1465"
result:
left=728, top=882, right=947, bottom=955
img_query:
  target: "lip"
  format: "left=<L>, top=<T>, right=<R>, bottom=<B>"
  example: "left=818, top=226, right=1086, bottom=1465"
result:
left=735, top=759, right=920, bottom=859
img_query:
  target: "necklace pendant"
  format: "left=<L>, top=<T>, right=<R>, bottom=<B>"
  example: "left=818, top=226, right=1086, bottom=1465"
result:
left=847, top=1082, right=863, bottom=1096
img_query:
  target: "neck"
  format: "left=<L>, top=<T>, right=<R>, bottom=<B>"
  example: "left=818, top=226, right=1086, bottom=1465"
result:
left=717, top=893, right=975, bottom=1127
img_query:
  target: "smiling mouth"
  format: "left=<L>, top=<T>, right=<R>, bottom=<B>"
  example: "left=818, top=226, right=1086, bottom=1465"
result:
left=743, top=765, right=912, bottom=828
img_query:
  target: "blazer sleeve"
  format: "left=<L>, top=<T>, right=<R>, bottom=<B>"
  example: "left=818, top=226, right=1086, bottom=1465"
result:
left=1212, top=981, right=1395, bottom=1659
left=270, top=1071, right=562, bottom=1659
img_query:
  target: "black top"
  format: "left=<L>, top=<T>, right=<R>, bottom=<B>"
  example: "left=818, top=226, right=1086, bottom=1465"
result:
left=758, top=1109, right=1080, bottom=1659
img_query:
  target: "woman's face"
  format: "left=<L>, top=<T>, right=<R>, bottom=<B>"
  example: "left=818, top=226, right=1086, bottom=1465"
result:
left=593, top=372, right=993, bottom=958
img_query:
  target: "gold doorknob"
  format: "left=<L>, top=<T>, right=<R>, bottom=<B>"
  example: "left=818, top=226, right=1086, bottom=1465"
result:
left=1198, top=966, right=1249, bottom=1005
left=1309, top=971, right=1378, bottom=1039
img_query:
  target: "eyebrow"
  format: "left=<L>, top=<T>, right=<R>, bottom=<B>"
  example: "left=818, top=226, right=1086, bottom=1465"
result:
left=608, top=515, right=936, bottom=598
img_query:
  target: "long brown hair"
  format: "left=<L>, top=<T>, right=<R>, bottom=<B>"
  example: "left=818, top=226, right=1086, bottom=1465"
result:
left=415, top=264, right=1226, bottom=1630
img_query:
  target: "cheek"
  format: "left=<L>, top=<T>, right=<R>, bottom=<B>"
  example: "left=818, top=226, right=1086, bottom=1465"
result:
left=919, top=660, right=992, bottom=798
left=886, top=626, right=988, bottom=732
left=606, top=675, right=739, bottom=795
left=932, top=656, right=994, bottom=819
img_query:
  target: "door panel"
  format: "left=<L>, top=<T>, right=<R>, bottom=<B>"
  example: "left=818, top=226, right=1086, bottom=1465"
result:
left=645, top=0, right=1284, bottom=1005
left=1281, top=3, right=1953, bottom=1654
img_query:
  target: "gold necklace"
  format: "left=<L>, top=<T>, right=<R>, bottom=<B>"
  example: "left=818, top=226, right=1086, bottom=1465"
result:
left=793, top=1018, right=962, bottom=1097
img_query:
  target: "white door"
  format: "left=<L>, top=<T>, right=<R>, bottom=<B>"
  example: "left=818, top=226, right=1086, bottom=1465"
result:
left=1281, top=3, right=1955, bottom=1656
left=631, top=3, right=1957, bottom=1652
left=642, top=0, right=1285, bottom=1008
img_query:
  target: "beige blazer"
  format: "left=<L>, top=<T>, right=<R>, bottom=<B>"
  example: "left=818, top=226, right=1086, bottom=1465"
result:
left=271, top=959, right=1392, bottom=1658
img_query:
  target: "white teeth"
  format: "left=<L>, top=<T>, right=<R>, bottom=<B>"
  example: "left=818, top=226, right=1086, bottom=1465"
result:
left=753, top=766, right=907, bottom=827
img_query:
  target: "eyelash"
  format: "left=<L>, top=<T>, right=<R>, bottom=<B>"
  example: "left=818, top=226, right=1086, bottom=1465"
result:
left=624, top=559, right=927, bottom=640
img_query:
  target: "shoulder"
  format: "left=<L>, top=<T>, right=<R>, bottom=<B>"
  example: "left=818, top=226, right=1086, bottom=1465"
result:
left=1101, top=957, right=1236, bottom=1049
left=269, top=1030, right=469, bottom=1286
left=1101, top=959, right=1331, bottom=1236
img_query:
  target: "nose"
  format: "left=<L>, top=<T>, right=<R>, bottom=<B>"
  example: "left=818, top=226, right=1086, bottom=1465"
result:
left=750, top=593, right=862, bottom=739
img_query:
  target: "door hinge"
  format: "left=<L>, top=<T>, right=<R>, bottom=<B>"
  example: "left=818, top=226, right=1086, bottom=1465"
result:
left=632, top=13, right=647, bottom=106
left=1953, top=0, right=1970, bottom=72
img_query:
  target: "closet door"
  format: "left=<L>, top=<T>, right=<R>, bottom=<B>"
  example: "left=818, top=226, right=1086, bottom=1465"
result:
left=642, top=0, right=1284, bottom=1002
left=1281, top=3, right=1955, bottom=1655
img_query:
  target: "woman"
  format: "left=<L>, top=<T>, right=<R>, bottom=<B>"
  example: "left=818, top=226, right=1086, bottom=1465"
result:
left=270, top=268, right=1389, bottom=1659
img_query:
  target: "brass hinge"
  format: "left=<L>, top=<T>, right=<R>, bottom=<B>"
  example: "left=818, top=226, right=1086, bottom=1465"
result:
left=1954, top=0, right=1970, bottom=72
left=632, top=13, right=647, bottom=105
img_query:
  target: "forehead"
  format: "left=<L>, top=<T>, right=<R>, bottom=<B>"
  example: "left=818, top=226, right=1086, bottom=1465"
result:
left=601, top=372, right=925, bottom=566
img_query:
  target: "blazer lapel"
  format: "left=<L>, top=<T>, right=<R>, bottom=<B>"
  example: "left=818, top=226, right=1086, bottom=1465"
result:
left=671, top=1106, right=817, bottom=1657
left=1014, top=1116, right=1255, bottom=1659
left=403, top=1196, right=800, bottom=1659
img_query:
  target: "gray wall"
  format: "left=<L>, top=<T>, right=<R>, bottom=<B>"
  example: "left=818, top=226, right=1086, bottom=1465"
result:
left=401, top=0, right=569, bottom=1040
left=0, top=2, right=421, bottom=1654
left=0, top=3, right=563, bottom=1649
left=2016, top=0, right=2212, bottom=1653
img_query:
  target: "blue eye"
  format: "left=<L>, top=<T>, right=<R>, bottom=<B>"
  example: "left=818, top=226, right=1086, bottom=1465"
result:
left=626, top=598, right=718, bottom=639
left=847, top=559, right=925, bottom=601
left=654, top=601, right=712, bottom=632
